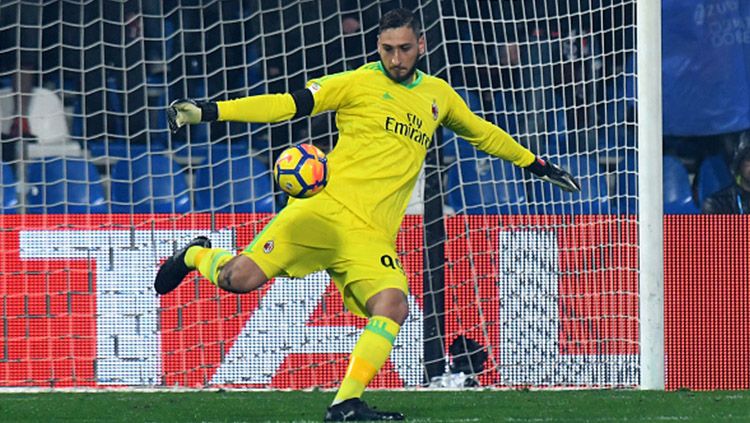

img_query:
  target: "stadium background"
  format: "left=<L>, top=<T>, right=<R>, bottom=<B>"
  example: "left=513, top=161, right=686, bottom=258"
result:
left=0, top=0, right=748, bottom=395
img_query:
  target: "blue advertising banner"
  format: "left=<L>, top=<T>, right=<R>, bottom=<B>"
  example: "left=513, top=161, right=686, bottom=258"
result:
left=663, top=0, right=750, bottom=136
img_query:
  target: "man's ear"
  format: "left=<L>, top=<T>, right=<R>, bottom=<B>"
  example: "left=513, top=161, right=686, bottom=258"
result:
left=418, top=34, right=426, bottom=56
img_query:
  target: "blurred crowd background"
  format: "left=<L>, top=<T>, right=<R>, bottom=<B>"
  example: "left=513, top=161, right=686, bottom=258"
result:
left=0, top=0, right=744, bottom=215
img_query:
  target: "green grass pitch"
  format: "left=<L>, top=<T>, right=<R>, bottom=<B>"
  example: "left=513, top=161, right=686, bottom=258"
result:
left=1, top=390, right=749, bottom=422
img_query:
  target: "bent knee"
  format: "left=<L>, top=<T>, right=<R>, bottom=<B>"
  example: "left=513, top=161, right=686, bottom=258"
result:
left=392, top=300, right=409, bottom=325
left=217, top=256, right=268, bottom=293
left=381, top=301, right=408, bottom=326
left=367, top=289, right=409, bottom=325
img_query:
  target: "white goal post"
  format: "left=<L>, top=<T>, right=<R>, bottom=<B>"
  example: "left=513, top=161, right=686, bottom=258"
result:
left=636, top=0, right=665, bottom=390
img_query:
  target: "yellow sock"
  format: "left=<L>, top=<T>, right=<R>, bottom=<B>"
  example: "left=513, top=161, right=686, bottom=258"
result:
left=332, top=315, right=401, bottom=405
left=185, top=246, right=233, bottom=286
left=184, top=246, right=206, bottom=268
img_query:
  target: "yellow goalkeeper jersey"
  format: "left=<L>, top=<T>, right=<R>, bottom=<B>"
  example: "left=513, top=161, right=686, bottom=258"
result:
left=218, top=61, right=535, bottom=241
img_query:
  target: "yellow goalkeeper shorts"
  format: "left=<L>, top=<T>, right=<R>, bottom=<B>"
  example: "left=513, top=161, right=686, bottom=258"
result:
left=242, top=192, right=408, bottom=318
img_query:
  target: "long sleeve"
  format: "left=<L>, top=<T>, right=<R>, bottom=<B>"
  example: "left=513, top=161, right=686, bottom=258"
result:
left=216, top=93, right=297, bottom=123
left=216, top=70, right=357, bottom=123
left=442, top=88, right=535, bottom=168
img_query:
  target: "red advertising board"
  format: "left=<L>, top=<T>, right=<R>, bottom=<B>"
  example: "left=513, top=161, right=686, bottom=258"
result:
left=664, top=215, right=750, bottom=390
left=0, top=214, right=747, bottom=390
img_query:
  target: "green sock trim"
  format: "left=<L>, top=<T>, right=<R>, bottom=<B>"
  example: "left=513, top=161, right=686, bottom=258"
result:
left=365, top=317, right=397, bottom=344
left=208, top=251, right=232, bottom=282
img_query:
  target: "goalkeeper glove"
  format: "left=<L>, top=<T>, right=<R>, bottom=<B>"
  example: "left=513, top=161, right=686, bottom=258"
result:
left=167, top=99, right=219, bottom=133
left=525, top=157, right=582, bottom=193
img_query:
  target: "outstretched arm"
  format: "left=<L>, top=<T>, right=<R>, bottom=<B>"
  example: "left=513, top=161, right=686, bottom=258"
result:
left=167, top=90, right=314, bottom=133
left=442, top=88, right=580, bottom=193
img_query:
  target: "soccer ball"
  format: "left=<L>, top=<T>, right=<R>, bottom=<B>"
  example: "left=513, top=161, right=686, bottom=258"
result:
left=273, top=144, right=329, bottom=198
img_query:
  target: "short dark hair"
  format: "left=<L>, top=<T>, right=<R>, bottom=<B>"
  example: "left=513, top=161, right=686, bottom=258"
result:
left=379, top=8, right=422, bottom=36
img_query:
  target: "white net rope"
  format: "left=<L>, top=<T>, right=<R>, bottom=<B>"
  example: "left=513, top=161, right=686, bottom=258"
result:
left=430, top=1, right=638, bottom=387
left=0, top=0, right=637, bottom=389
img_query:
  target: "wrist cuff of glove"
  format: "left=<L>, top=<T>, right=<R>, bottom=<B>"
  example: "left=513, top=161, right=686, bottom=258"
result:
left=199, top=102, right=219, bottom=122
left=525, top=157, right=547, bottom=176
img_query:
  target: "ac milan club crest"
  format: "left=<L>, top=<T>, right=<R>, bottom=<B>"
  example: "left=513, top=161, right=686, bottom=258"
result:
left=431, top=100, right=439, bottom=120
left=263, top=240, right=274, bottom=253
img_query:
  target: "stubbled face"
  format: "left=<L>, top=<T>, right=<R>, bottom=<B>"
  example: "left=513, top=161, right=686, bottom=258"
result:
left=377, top=26, right=425, bottom=83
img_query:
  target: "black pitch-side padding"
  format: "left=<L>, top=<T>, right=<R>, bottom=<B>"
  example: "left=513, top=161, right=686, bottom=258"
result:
left=291, top=89, right=314, bottom=118
left=422, top=131, right=447, bottom=384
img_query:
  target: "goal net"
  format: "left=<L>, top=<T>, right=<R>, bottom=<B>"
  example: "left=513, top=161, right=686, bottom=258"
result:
left=0, top=0, right=638, bottom=389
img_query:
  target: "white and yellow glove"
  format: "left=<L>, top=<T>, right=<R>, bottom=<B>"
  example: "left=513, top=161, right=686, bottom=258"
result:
left=167, top=99, right=218, bottom=133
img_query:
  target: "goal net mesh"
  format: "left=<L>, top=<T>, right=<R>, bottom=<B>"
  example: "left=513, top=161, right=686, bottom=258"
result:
left=0, top=0, right=638, bottom=389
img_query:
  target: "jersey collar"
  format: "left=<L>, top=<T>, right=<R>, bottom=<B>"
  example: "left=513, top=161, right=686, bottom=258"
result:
left=377, top=61, right=423, bottom=89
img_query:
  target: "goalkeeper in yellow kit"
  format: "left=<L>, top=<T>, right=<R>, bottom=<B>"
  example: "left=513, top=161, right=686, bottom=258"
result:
left=155, top=8, right=579, bottom=422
